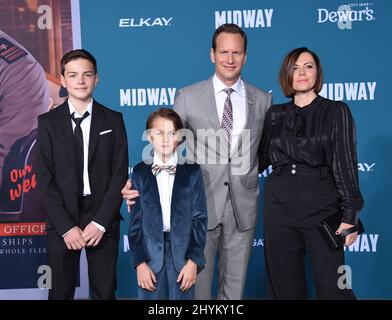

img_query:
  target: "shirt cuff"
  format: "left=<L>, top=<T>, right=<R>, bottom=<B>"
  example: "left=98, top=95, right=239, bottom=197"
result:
left=92, top=221, right=106, bottom=233
left=62, top=228, right=72, bottom=238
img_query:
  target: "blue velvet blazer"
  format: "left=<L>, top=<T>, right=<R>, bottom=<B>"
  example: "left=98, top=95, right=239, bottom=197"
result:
left=128, top=161, right=207, bottom=273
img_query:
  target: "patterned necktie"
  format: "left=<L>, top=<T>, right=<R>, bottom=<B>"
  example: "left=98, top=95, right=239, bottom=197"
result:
left=71, top=111, right=90, bottom=195
left=151, top=164, right=177, bottom=176
left=221, top=88, right=234, bottom=154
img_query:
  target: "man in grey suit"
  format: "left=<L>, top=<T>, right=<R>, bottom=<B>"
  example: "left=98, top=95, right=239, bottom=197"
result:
left=122, top=23, right=271, bottom=299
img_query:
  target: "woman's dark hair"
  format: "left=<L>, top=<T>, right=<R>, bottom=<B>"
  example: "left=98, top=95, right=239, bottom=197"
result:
left=279, top=47, right=323, bottom=97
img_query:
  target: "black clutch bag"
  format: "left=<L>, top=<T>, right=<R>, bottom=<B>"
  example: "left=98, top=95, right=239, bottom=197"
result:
left=318, top=212, right=364, bottom=250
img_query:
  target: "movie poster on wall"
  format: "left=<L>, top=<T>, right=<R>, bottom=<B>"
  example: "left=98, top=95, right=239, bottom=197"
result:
left=0, top=0, right=88, bottom=299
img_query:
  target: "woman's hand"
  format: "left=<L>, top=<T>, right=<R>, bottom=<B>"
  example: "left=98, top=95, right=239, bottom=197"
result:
left=336, top=222, right=358, bottom=246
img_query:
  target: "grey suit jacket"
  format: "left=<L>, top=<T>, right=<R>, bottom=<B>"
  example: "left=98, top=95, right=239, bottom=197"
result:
left=173, top=77, right=271, bottom=231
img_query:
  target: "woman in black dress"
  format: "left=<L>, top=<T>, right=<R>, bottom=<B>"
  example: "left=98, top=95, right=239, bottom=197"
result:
left=258, top=47, right=364, bottom=299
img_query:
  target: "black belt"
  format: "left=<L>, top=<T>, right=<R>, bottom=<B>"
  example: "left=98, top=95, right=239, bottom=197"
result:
left=273, top=164, right=331, bottom=180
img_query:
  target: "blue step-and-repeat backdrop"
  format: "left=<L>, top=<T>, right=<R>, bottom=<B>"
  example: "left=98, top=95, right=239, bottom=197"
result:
left=0, top=0, right=391, bottom=299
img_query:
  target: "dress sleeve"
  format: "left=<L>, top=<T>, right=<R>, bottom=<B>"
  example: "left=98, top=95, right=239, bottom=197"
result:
left=331, top=102, right=364, bottom=225
left=258, top=107, right=273, bottom=174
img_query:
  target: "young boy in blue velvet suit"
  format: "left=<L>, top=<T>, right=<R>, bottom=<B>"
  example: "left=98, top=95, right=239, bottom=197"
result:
left=128, top=108, right=207, bottom=300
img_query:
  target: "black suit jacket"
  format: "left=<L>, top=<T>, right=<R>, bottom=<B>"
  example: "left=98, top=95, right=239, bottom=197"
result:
left=36, top=100, right=128, bottom=236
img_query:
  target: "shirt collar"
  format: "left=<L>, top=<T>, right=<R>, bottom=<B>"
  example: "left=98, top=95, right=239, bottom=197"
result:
left=153, top=152, right=178, bottom=166
left=68, top=99, right=93, bottom=117
left=213, top=74, right=243, bottom=96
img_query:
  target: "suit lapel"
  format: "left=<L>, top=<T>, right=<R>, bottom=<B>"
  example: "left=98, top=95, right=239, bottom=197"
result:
left=57, top=101, right=76, bottom=168
left=88, top=100, right=105, bottom=167
left=203, top=77, right=230, bottom=154
left=170, top=163, right=185, bottom=212
left=243, top=82, right=256, bottom=131
left=202, top=78, right=221, bottom=130
left=145, top=164, right=167, bottom=233
left=144, top=165, right=162, bottom=208
left=233, top=82, right=256, bottom=152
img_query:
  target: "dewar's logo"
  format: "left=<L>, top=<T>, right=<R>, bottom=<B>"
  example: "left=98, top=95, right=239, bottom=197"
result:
left=317, top=3, right=375, bottom=29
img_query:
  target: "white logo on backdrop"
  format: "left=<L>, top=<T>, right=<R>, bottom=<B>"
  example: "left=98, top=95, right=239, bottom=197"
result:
left=120, top=88, right=176, bottom=107
left=317, top=3, right=375, bottom=29
left=319, top=82, right=376, bottom=101
left=251, top=234, right=378, bottom=253
left=119, top=17, right=173, bottom=28
left=215, top=9, right=273, bottom=29
left=358, top=163, right=375, bottom=172
left=344, top=234, right=378, bottom=252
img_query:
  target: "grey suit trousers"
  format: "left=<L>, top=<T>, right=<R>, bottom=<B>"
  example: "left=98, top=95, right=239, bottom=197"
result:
left=195, top=197, right=254, bottom=300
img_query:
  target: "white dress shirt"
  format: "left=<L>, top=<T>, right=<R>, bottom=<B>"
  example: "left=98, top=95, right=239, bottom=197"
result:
left=64, top=99, right=105, bottom=236
left=213, top=74, right=247, bottom=153
left=153, top=153, right=178, bottom=232
left=68, top=100, right=93, bottom=196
